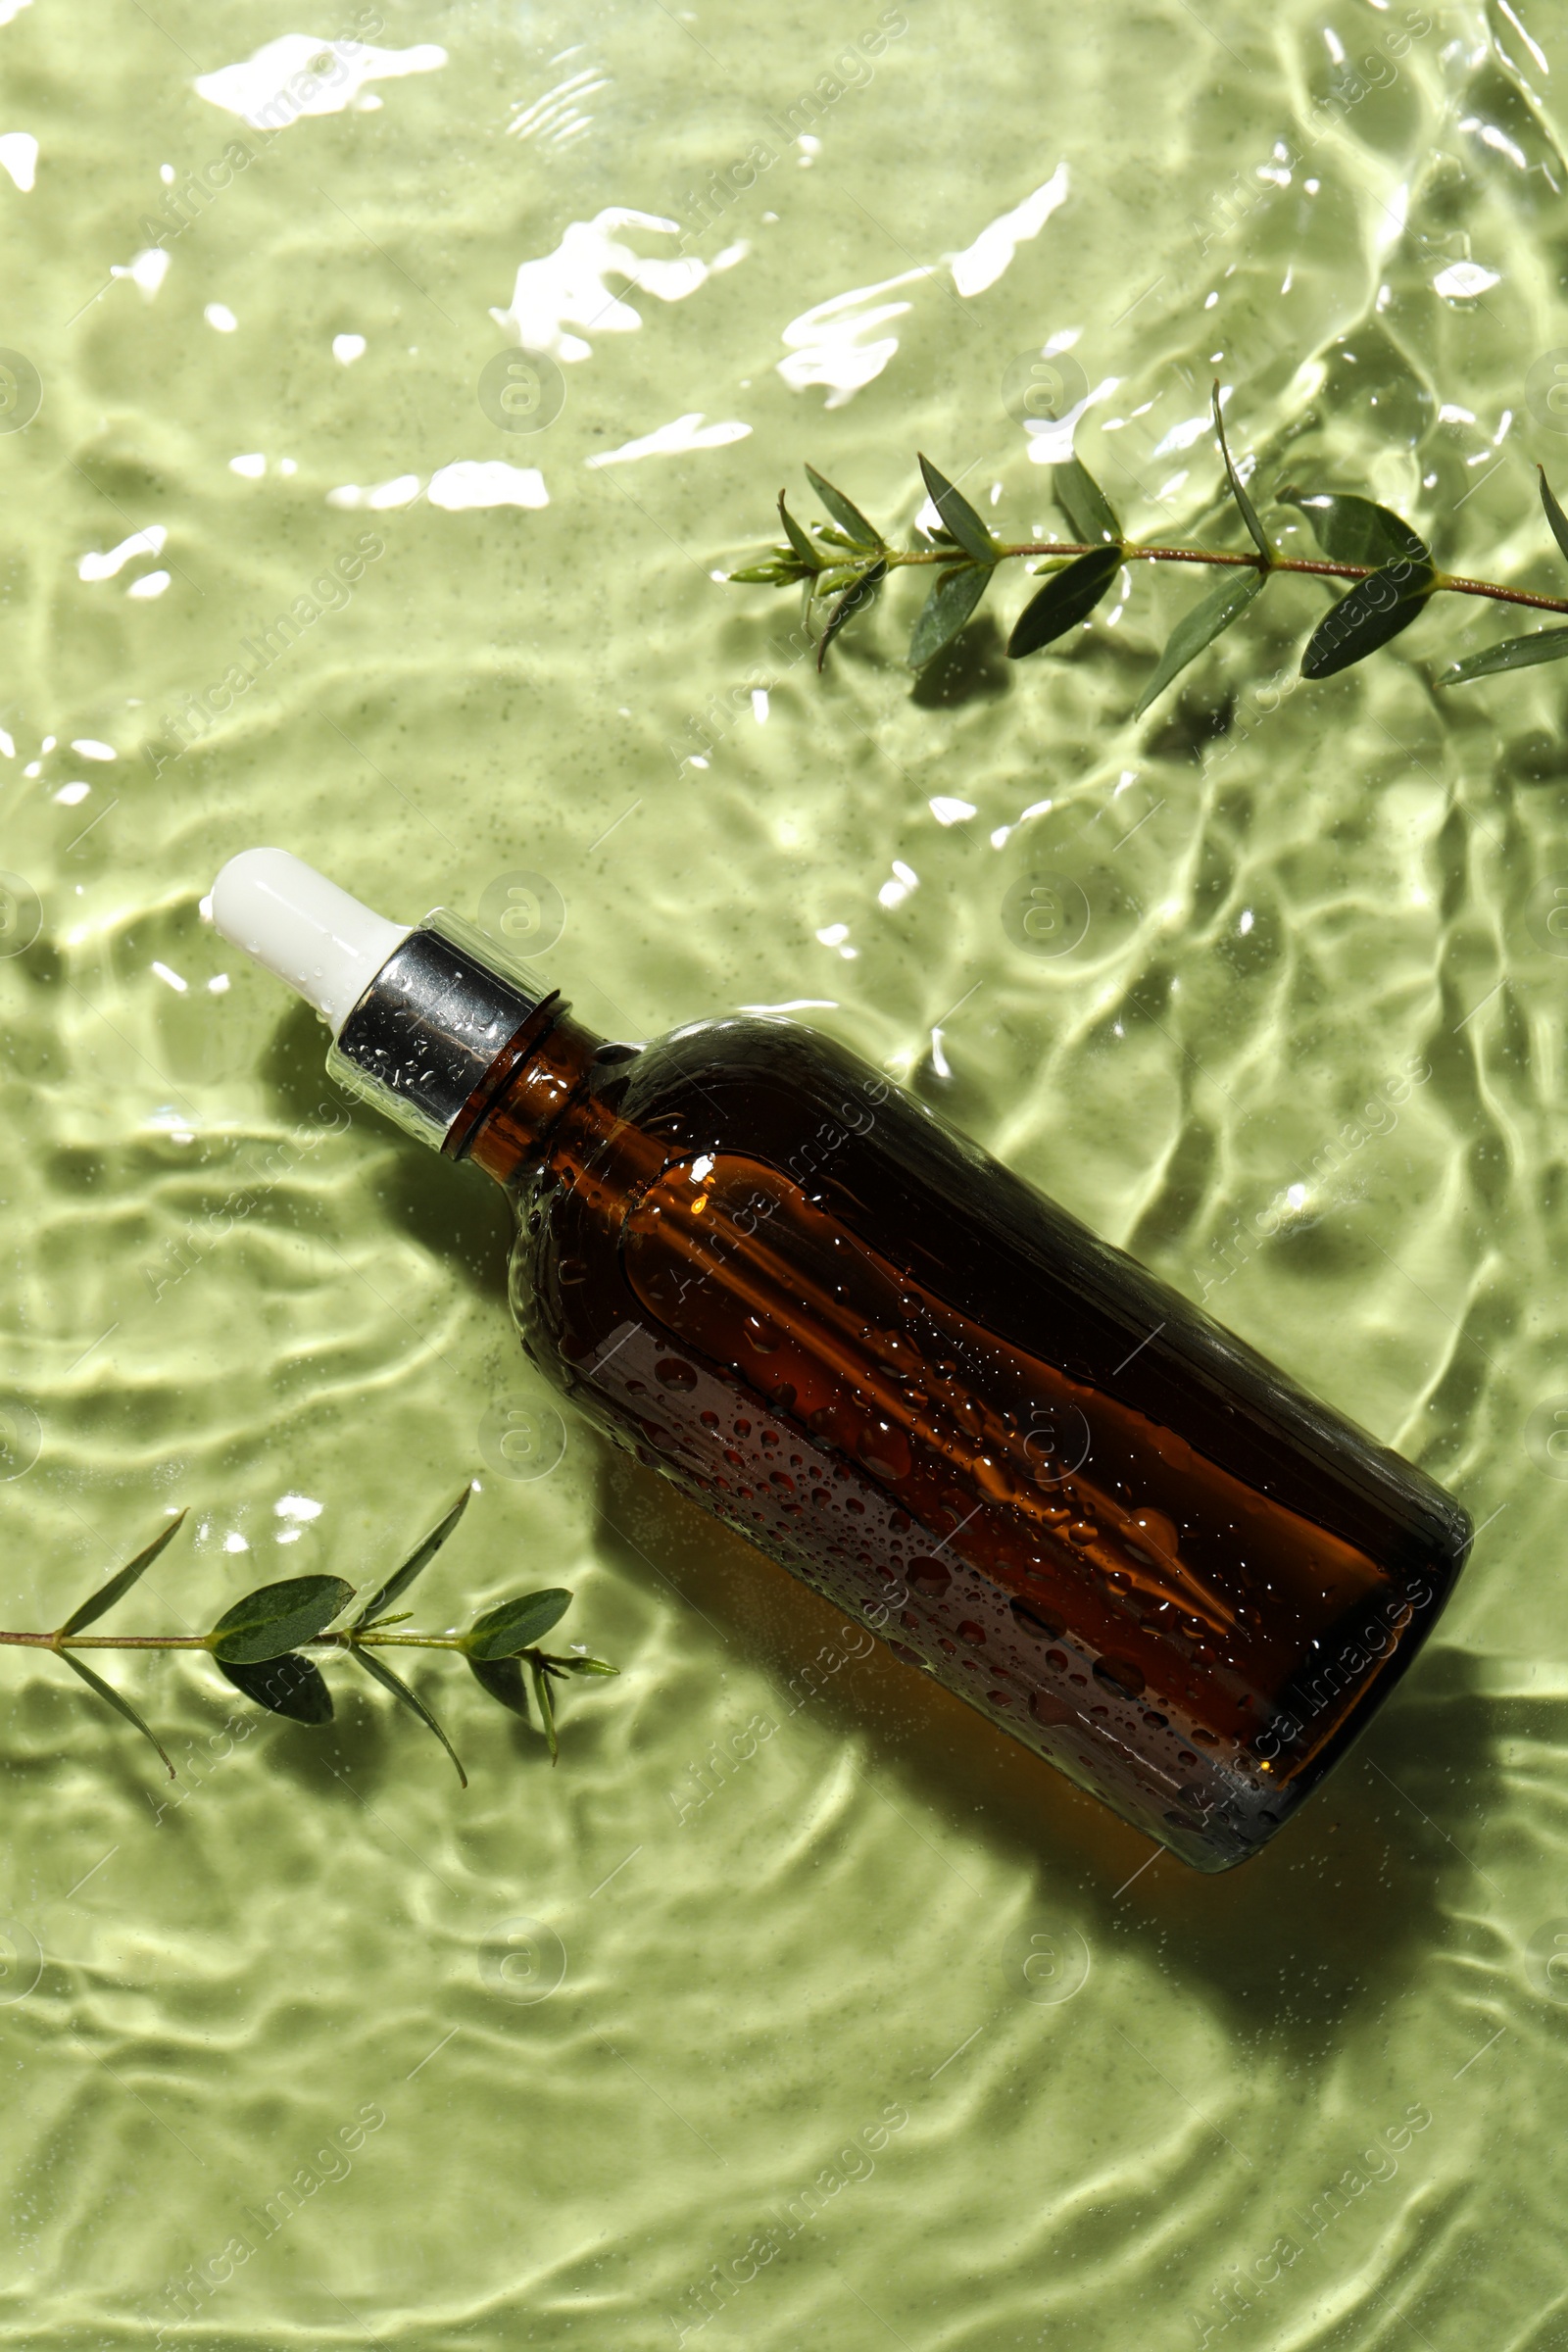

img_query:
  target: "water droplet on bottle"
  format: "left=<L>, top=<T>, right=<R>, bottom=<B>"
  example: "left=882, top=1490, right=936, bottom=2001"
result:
left=1028, top=1687, right=1075, bottom=1726
left=857, top=1418, right=906, bottom=1480
left=1009, top=1596, right=1065, bottom=1641
left=1128, top=1507, right=1179, bottom=1558
left=907, top=1557, right=951, bottom=1597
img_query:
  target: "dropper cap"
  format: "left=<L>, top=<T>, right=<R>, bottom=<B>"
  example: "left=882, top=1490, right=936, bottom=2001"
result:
left=212, top=849, right=545, bottom=1152
left=211, top=849, right=411, bottom=1035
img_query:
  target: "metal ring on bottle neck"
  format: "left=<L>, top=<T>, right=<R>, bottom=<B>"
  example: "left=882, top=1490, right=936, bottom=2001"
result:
left=327, top=909, right=544, bottom=1151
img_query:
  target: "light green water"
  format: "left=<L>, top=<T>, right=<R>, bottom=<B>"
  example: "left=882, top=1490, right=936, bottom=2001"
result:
left=2, top=0, right=1566, bottom=2343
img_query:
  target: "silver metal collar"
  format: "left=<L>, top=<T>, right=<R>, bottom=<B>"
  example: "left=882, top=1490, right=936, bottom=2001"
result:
left=327, top=908, right=543, bottom=1150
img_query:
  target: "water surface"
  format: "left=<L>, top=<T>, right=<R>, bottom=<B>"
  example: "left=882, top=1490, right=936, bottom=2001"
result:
left=0, top=1, right=1563, bottom=2344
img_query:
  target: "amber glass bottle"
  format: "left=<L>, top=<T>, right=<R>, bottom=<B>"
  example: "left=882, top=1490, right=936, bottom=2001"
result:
left=213, top=854, right=1472, bottom=1871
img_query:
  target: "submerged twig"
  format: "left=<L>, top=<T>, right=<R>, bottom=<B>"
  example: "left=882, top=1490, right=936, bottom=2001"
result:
left=9, top=1488, right=615, bottom=1783
left=728, top=384, right=1568, bottom=701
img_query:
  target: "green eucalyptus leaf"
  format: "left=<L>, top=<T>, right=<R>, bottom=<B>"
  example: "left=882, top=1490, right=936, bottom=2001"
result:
left=916, top=455, right=995, bottom=564
left=1134, top=566, right=1266, bottom=716
left=1300, top=554, right=1438, bottom=680
left=218, top=1651, right=334, bottom=1725
left=1539, top=466, right=1568, bottom=569
left=530, top=1657, right=560, bottom=1764
left=907, top=564, right=990, bottom=668
left=1006, top=544, right=1123, bottom=659
left=465, top=1588, right=573, bottom=1663
left=1053, top=458, right=1121, bottom=547
left=1281, top=488, right=1427, bottom=568
left=467, top=1652, right=533, bottom=1720
left=210, top=1574, right=355, bottom=1665
left=805, top=465, right=883, bottom=550
left=556, top=1653, right=618, bottom=1677
left=1211, top=383, right=1273, bottom=562
left=817, top=560, right=887, bottom=671
left=352, top=1649, right=466, bottom=1788
left=353, top=1488, right=470, bottom=1630
left=776, top=493, right=823, bottom=572
left=60, top=1649, right=175, bottom=1777
left=1439, top=625, right=1568, bottom=686
left=60, top=1510, right=187, bottom=1637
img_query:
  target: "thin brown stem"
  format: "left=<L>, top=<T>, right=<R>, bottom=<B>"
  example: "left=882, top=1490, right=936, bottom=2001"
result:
left=346, top=1632, right=468, bottom=1650
left=0, top=1631, right=211, bottom=1649
left=874, top=540, right=1568, bottom=617
left=1437, top=573, right=1568, bottom=612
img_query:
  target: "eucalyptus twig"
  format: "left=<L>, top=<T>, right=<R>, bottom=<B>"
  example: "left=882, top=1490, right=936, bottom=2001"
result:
left=6, top=1486, right=616, bottom=1785
left=728, top=383, right=1568, bottom=702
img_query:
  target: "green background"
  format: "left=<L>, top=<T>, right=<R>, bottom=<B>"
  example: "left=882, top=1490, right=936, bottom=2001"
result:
left=0, top=0, right=1563, bottom=2342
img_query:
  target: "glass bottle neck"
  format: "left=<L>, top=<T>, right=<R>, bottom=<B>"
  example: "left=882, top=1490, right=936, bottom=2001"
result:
left=443, top=1002, right=609, bottom=1184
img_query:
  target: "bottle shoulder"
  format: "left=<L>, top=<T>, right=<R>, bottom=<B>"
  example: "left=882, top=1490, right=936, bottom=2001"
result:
left=627, top=1011, right=888, bottom=1096
left=614, top=1012, right=960, bottom=1158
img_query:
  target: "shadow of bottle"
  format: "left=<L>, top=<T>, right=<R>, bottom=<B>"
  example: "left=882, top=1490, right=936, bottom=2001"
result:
left=590, top=1442, right=1501, bottom=2062
left=259, top=997, right=513, bottom=1302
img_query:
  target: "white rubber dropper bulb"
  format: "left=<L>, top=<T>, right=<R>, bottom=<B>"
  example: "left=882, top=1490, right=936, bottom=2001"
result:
left=210, top=849, right=410, bottom=1036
